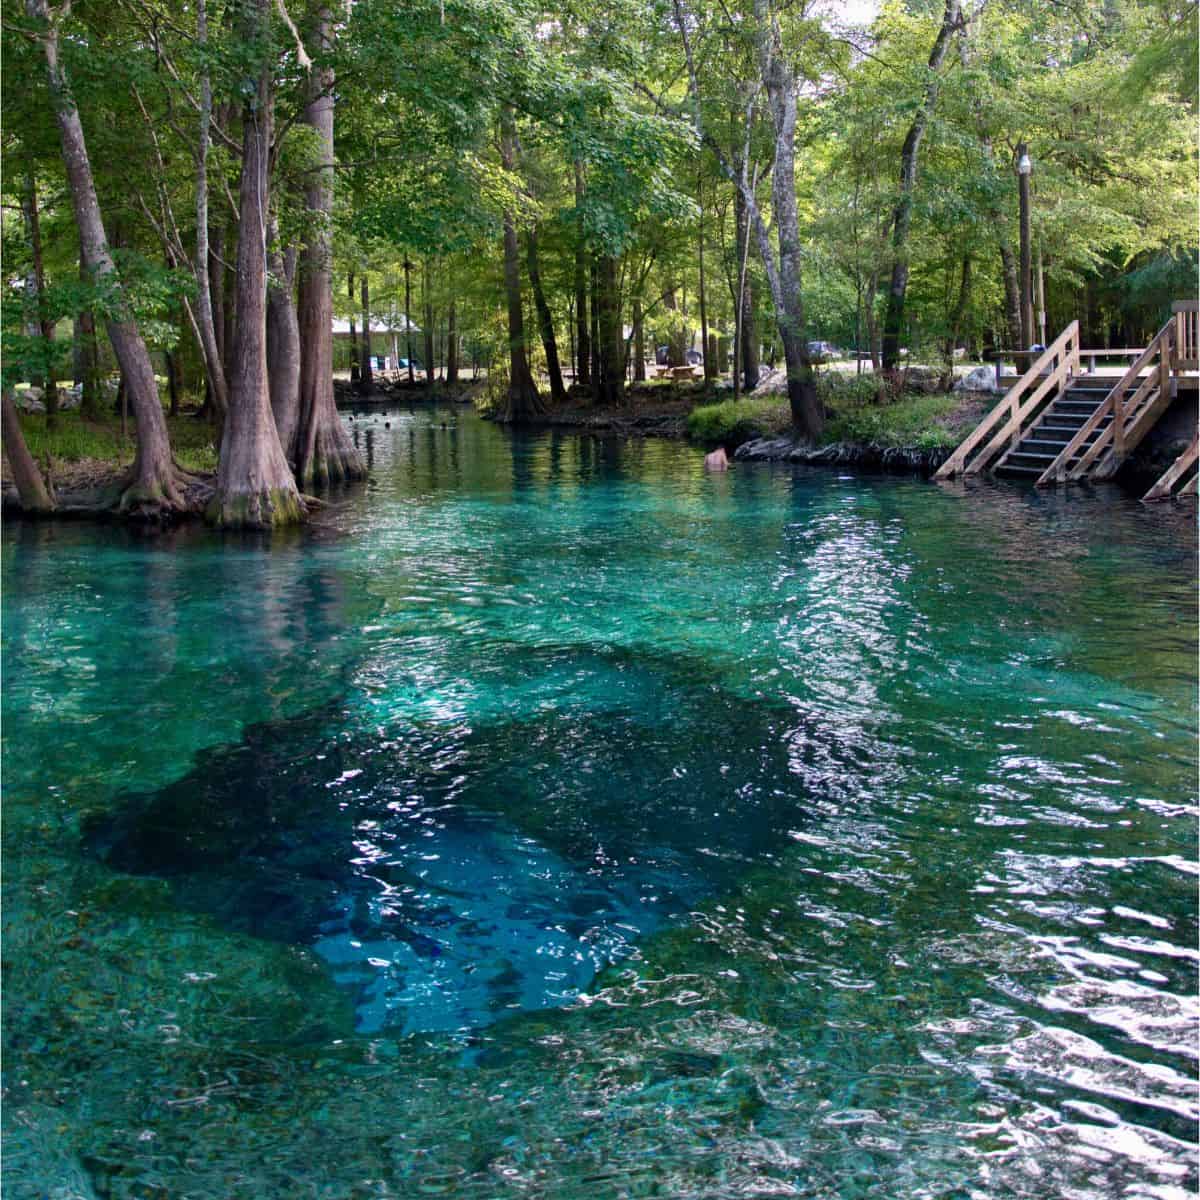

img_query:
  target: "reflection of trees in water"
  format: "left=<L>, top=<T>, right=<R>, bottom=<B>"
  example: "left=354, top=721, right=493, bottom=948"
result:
left=919, top=479, right=1196, bottom=693
left=1, top=516, right=379, bottom=806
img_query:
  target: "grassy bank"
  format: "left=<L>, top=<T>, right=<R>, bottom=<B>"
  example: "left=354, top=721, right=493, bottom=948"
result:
left=686, top=374, right=974, bottom=451
left=14, top=407, right=219, bottom=478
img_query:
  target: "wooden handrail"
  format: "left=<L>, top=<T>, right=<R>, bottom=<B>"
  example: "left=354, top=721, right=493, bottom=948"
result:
left=935, top=321, right=1079, bottom=480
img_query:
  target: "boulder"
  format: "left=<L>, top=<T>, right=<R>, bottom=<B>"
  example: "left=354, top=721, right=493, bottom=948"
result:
left=750, top=366, right=788, bottom=395
left=13, top=390, right=45, bottom=413
left=900, top=365, right=945, bottom=394
left=733, top=437, right=797, bottom=462
left=953, top=365, right=1000, bottom=393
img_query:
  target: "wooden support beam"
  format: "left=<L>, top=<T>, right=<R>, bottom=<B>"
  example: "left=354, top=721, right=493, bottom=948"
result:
left=1143, top=432, right=1199, bottom=502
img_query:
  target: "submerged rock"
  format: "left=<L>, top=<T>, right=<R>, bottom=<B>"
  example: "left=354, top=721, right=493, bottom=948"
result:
left=82, top=647, right=822, bottom=1036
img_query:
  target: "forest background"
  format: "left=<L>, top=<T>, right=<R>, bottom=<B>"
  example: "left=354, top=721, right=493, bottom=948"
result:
left=1, top=0, right=1195, bottom=524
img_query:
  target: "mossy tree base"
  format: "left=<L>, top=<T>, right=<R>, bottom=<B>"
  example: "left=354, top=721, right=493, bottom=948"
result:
left=205, top=487, right=306, bottom=530
left=295, top=428, right=367, bottom=489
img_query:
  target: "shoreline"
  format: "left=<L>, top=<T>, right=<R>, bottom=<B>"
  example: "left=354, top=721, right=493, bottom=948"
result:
left=5, top=385, right=1185, bottom=520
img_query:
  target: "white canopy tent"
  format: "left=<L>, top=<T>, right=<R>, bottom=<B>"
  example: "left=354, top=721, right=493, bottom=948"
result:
left=332, top=312, right=421, bottom=372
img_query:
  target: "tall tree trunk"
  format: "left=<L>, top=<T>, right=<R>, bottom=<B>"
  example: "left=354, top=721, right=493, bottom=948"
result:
left=741, top=279, right=761, bottom=394
left=446, top=301, right=458, bottom=384
left=75, top=229, right=101, bottom=419
left=675, top=0, right=819, bottom=434
left=208, top=228, right=226, bottom=404
left=295, top=3, right=365, bottom=486
left=403, top=259, right=415, bottom=384
left=998, top=244, right=1022, bottom=351
left=864, top=268, right=881, bottom=373
left=959, top=21, right=1021, bottom=356
left=589, top=263, right=601, bottom=394
left=208, top=4, right=303, bottom=529
left=633, top=297, right=646, bottom=381
left=193, top=0, right=230, bottom=426
left=267, top=230, right=301, bottom=461
left=596, top=255, right=623, bottom=406
left=942, top=255, right=971, bottom=386
left=574, top=161, right=591, bottom=388
left=22, top=175, right=59, bottom=429
left=499, top=107, right=544, bottom=420
left=881, top=0, right=961, bottom=371
left=2, top=391, right=54, bottom=512
left=733, top=188, right=760, bottom=393
left=76, top=304, right=100, bottom=419
left=28, top=0, right=184, bottom=515
left=222, top=220, right=237, bottom=383
left=526, top=227, right=567, bottom=404
left=348, top=272, right=359, bottom=384
left=664, top=288, right=686, bottom=368
left=759, top=42, right=819, bottom=433
left=165, top=349, right=180, bottom=417
left=422, top=261, right=436, bottom=387
left=697, top=175, right=712, bottom=382
left=359, top=274, right=373, bottom=391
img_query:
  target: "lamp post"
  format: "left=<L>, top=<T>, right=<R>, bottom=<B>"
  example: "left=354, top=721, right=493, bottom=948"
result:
left=1017, top=144, right=1033, bottom=350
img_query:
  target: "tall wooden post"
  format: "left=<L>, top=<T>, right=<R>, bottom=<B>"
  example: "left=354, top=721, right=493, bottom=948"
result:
left=1036, top=244, right=1047, bottom=348
left=1017, top=144, right=1033, bottom=350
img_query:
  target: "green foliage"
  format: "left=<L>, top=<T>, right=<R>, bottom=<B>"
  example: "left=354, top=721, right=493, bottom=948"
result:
left=687, top=374, right=964, bottom=448
left=822, top=391, right=964, bottom=449
left=3, top=0, right=1194, bottom=457
left=686, top=396, right=792, bottom=445
left=18, top=407, right=219, bottom=474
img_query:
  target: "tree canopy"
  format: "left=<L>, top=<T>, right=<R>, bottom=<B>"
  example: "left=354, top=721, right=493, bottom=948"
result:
left=2, top=0, right=1194, bottom=522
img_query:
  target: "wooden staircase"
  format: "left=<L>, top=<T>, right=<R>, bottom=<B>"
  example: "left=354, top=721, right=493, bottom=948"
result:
left=934, top=320, right=1083, bottom=481
left=936, top=300, right=1198, bottom=496
left=993, top=378, right=1119, bottom=480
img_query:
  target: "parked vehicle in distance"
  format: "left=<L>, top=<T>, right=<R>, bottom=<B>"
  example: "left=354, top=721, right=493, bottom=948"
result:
left=806, top=341, right=839, bottom=362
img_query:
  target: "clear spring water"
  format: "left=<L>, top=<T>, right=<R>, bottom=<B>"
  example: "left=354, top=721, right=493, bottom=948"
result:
left=2, top=403, right=1196, bottom=1198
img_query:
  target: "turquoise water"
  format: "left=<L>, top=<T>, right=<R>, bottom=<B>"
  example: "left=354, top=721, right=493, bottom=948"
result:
left=3, top=404, right=1196, bottom=1198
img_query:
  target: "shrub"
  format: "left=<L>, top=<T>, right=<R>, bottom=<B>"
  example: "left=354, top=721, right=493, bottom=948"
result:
left=817, top=372, right=880, bottom=409
left=822, top=392, right=961, bottom=448
left=685, top=397, right=790, bottom=446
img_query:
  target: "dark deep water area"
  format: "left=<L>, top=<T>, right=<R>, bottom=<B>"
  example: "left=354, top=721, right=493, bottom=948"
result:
left=3, top=403, right=1196, bottom=1198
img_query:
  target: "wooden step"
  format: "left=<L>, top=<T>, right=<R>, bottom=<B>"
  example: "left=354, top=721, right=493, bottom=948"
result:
left=1003, top=450, right=1061, bottom=467
left=1041, top=418, right=1109, bottom=431
left=1053, top=399, right=1109, bottom=414
left=943, top=310, right=1189, bottom=486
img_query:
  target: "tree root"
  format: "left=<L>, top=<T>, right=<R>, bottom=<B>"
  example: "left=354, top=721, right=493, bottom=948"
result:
left=115, top=464, right=197, bottom=522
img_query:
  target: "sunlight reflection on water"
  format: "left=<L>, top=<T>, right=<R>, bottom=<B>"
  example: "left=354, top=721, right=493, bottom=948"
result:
left=2, top=403, right=1195, bottom=1197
